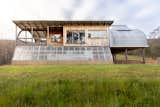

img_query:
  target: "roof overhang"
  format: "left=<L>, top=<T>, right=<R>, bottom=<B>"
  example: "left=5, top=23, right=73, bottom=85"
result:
left=13, top=20, right=114, bottom=30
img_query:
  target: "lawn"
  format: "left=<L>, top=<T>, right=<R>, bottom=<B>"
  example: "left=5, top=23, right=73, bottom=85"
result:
left=0, top=64, right=160, bottom=107
left=115, top=54, right=156, bottom=64
left=116, top=54, right=155, bottom=61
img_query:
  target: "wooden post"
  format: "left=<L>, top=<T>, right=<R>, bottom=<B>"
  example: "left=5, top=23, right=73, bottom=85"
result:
left=142, top=48, right=145, bottom=64
left=112, top=54, right=117, bottom=64
left=47, top=26, right=49, bottom=46
left=31, top=27, right=34, bottom=45
left=113, top=54, right=115, bottom=63
left=115, top=54, right=117, bottom=64
left=107, top=26, right=109, bottom=47
left=15, top=25, right=17, bottom=46
left=125, top=48, right=128, bottom=64
left=25, top=28, right=27, bottom=43
left=113, top=54, right=117, bottom=64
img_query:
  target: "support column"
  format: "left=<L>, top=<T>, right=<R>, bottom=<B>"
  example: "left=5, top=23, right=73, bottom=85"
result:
left=142, top=48, right=145, bottom=64
left=47, top=26, right=49, bottom=46
left=107, top=26, right=110, bottom=47
left=15, top=25, right=17, bottom=46
left=113, top=54, right=117, bottom=64
left=31, top=27, right=34, bottom=45
left=112, top=54, right=115, bottom=63
left=114, top=54, right=117, bottom=64
left=125, top=48, right=128, bottom=64
left=63, top=26, right=65, bottom=46
left=25, top=27, right=27, bottom=43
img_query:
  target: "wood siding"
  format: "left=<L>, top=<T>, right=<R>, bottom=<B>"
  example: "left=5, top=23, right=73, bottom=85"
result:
left=63, top=25, right=109, bottom=46
left=48, top=27, right=63, bottom=46
left=46, top=25, right=110, bottom=46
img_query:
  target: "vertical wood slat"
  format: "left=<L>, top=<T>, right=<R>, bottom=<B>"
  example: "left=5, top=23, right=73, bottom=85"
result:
left=113, top=54, right=117, bottom=64
left=31, top=27, right=34, bottom=45
left=15, top=25, right=17, bottom=46
left=47, top=26, right=49, bottom=46
left=112, top=54, right=115, bottom=64
left=142, top=48, right=145, bottom=64
left=125, top=48, right=128, bottom=64
left=63, top=25, right=109, bottom=46
left=25, top=27, right=27, bottom=43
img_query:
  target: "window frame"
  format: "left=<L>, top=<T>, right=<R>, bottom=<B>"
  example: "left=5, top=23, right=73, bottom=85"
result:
left=88, top=30, right=107, bottom=39
left=66, top=30, right=85, bottom=44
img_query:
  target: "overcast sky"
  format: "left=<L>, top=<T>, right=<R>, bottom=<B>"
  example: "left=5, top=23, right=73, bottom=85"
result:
left=0, top=0, right=159, bottom=39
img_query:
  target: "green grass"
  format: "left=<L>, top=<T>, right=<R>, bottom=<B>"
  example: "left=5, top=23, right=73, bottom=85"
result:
left=0, top=65, right=160, bottom=107
left=116, top=54, right=153, bottom=61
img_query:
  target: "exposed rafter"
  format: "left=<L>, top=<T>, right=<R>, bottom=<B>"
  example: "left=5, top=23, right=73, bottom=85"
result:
left=13, top=20, right=113, bottom=30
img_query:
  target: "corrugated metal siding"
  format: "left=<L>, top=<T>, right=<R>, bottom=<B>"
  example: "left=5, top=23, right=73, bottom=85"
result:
left=109, top=25, right=148, bottom=48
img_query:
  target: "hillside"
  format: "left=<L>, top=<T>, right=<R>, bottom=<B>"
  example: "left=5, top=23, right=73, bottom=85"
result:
left=0, top=40, right=15, bottom=64
left=146, top=39, right=160, bottom=58
left=148, top=26, right=160, bottom=39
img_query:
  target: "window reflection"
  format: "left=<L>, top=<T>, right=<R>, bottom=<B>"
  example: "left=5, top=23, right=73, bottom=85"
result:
left=51, top=34, right=61, bottom=42
left=66, top=31, right=85, bottom=44
left=88, top=30, right=107, bottom=38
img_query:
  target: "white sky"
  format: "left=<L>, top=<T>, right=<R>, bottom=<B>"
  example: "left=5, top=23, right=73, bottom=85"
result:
left=0, top=0, right=160, bottom=39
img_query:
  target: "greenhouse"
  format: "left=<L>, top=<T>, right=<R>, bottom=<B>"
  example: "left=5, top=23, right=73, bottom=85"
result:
left=12, top=21, right=148, bottom=64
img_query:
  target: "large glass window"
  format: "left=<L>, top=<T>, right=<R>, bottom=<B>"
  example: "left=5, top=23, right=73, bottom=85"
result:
left=66, top=30, right=85, bottom=44
left=88, top=30, right=107, bottom=39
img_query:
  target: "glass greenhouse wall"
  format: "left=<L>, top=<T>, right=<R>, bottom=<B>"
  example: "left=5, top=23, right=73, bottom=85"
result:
left=12, top=46, right=113, bottom=64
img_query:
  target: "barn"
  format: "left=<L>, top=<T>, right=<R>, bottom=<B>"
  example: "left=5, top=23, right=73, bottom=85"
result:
left=12, top=20, right=148, bottom=64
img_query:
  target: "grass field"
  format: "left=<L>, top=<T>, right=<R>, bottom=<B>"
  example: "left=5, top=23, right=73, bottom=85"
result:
left=116, top=54, right=156, bottom=64
left=0, top=64, right=160, bottom=107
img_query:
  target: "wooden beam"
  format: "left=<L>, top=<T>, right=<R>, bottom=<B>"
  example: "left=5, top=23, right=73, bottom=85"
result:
left=18, top=37, right=34, bottom=39
left=22, top=28, right=45, bottom=31
left=31, top=27, right=34, bottom=44
left=125, top=48, right=128, bottom=64
left=15, top=25, right=17, bottom=45
left=28, top=22, right=40, bottom=41
left=19, top=23, right=25, bottom=29
left=114, top=54, right=117, bottom=64
left=40, top=22, right=47, bottom=39
left=47, top=26, right=49, bottom=46
left=113, top=54, right=117, bottom=64
left=142, top=48, right=145, bottom=64
left=25, top=28, right=27, bottom=43
left=26, top=22, right=43, bottom=44
left=17, top=30, right=23, bottom=39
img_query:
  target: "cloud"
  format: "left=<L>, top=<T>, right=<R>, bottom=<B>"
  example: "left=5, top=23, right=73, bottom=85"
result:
left=86, top=0, right=160, bottom=33
left=0, top=0, right=160, bottom=39
left=62, top=0, right=84, bottom=19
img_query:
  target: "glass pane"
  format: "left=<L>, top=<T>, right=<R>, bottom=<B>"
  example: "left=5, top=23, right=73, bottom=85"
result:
left=66, top=30, right=85, bottom=44
left=88, top=30, right=107, bottom=38
left=51, top=34, right=62, bottom=43
left=13, top=46, right=113, bottom=62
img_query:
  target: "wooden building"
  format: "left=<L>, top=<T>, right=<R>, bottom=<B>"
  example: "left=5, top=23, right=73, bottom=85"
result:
left=12, top=21, right=148, bottom=64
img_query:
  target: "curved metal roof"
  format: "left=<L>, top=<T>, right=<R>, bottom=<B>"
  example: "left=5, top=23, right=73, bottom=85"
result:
left=110, top=25, right=148, bottom=48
